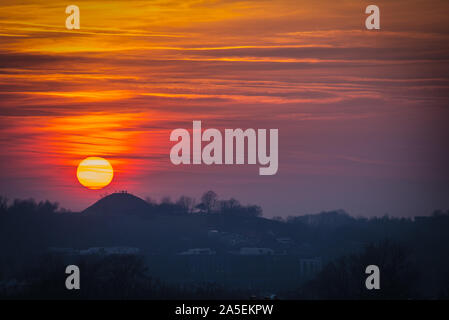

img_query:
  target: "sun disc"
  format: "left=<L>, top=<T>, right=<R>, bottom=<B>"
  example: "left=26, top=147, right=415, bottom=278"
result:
left=76, top=157, right=114, bottom=190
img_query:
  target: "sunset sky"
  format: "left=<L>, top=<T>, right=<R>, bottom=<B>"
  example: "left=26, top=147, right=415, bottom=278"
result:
left=1, top=0, right=448, bottom=217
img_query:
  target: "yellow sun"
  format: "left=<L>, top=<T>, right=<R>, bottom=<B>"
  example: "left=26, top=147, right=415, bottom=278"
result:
left=76, top=157, right=114, bottom=190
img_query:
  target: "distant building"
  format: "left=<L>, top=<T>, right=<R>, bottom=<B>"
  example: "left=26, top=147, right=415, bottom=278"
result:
left=207, top=230, right=219, bottom=237
left=206, top=230, right=255, bottom=247
left=79, top=247, right=140, bottom=256
left=239, top=247, right=274, bottom=255
left=178, top=248, right=216, bottom=255
left=48, top=246, right=141, bottom=256
left=299, top=257, right=322, bottom=278
left=276, top=237, right=294, bottom=245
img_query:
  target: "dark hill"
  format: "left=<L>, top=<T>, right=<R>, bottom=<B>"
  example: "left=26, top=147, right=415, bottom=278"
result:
left=82, top=192, right=153, bottom=216
left=78, top=192, right=290, bottom=253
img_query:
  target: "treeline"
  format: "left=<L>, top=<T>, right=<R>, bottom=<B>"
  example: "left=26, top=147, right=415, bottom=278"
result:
left=145, top=190, right=263, bottom=217
left=3, top=241, right=449, bottom=300
left=0, top=190, right=263, bottom=218
left=0, top=254, right=251, bottom=300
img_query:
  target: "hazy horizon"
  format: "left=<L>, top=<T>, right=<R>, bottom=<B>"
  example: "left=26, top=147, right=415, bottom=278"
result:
left=1, top=0, right=449, bottom=218
left=1, top=190, right=444, bottom=219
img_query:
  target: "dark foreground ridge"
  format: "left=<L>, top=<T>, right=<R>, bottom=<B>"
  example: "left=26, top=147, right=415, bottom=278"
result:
left=0, top=192, right=448, bottom=299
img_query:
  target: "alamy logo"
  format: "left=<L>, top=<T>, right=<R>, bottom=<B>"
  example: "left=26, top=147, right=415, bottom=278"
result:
left=170, top=121, right=278, bottom=175
left=65, top=265, right=80, bottom=290
left=365, top=265, right=380, bottom=290
left=365, top=5, right=380, bottom=30
left=65, top=5, right=80, bottom=30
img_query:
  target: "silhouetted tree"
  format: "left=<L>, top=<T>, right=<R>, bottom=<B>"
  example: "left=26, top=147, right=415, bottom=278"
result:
left=300, top=240, right=419, bottom=299
left=161, top=196, right=172, bottom=204
left=0, top=196, right=7, bottom=212
left=176, top=196, right=195, bottom=214
left=199, top=190, right=217, bottom=214
left=219, top=198, right=240, bottom=213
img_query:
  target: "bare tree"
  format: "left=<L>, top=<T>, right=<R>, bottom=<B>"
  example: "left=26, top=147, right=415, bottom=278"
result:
left=201, top=190, right=218, bottom=214
left=176, top=196, right=195, bottom=213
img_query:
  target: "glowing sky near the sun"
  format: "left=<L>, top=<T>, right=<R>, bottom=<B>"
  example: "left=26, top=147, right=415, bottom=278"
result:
left=0, top=0, right=449, bottom=216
